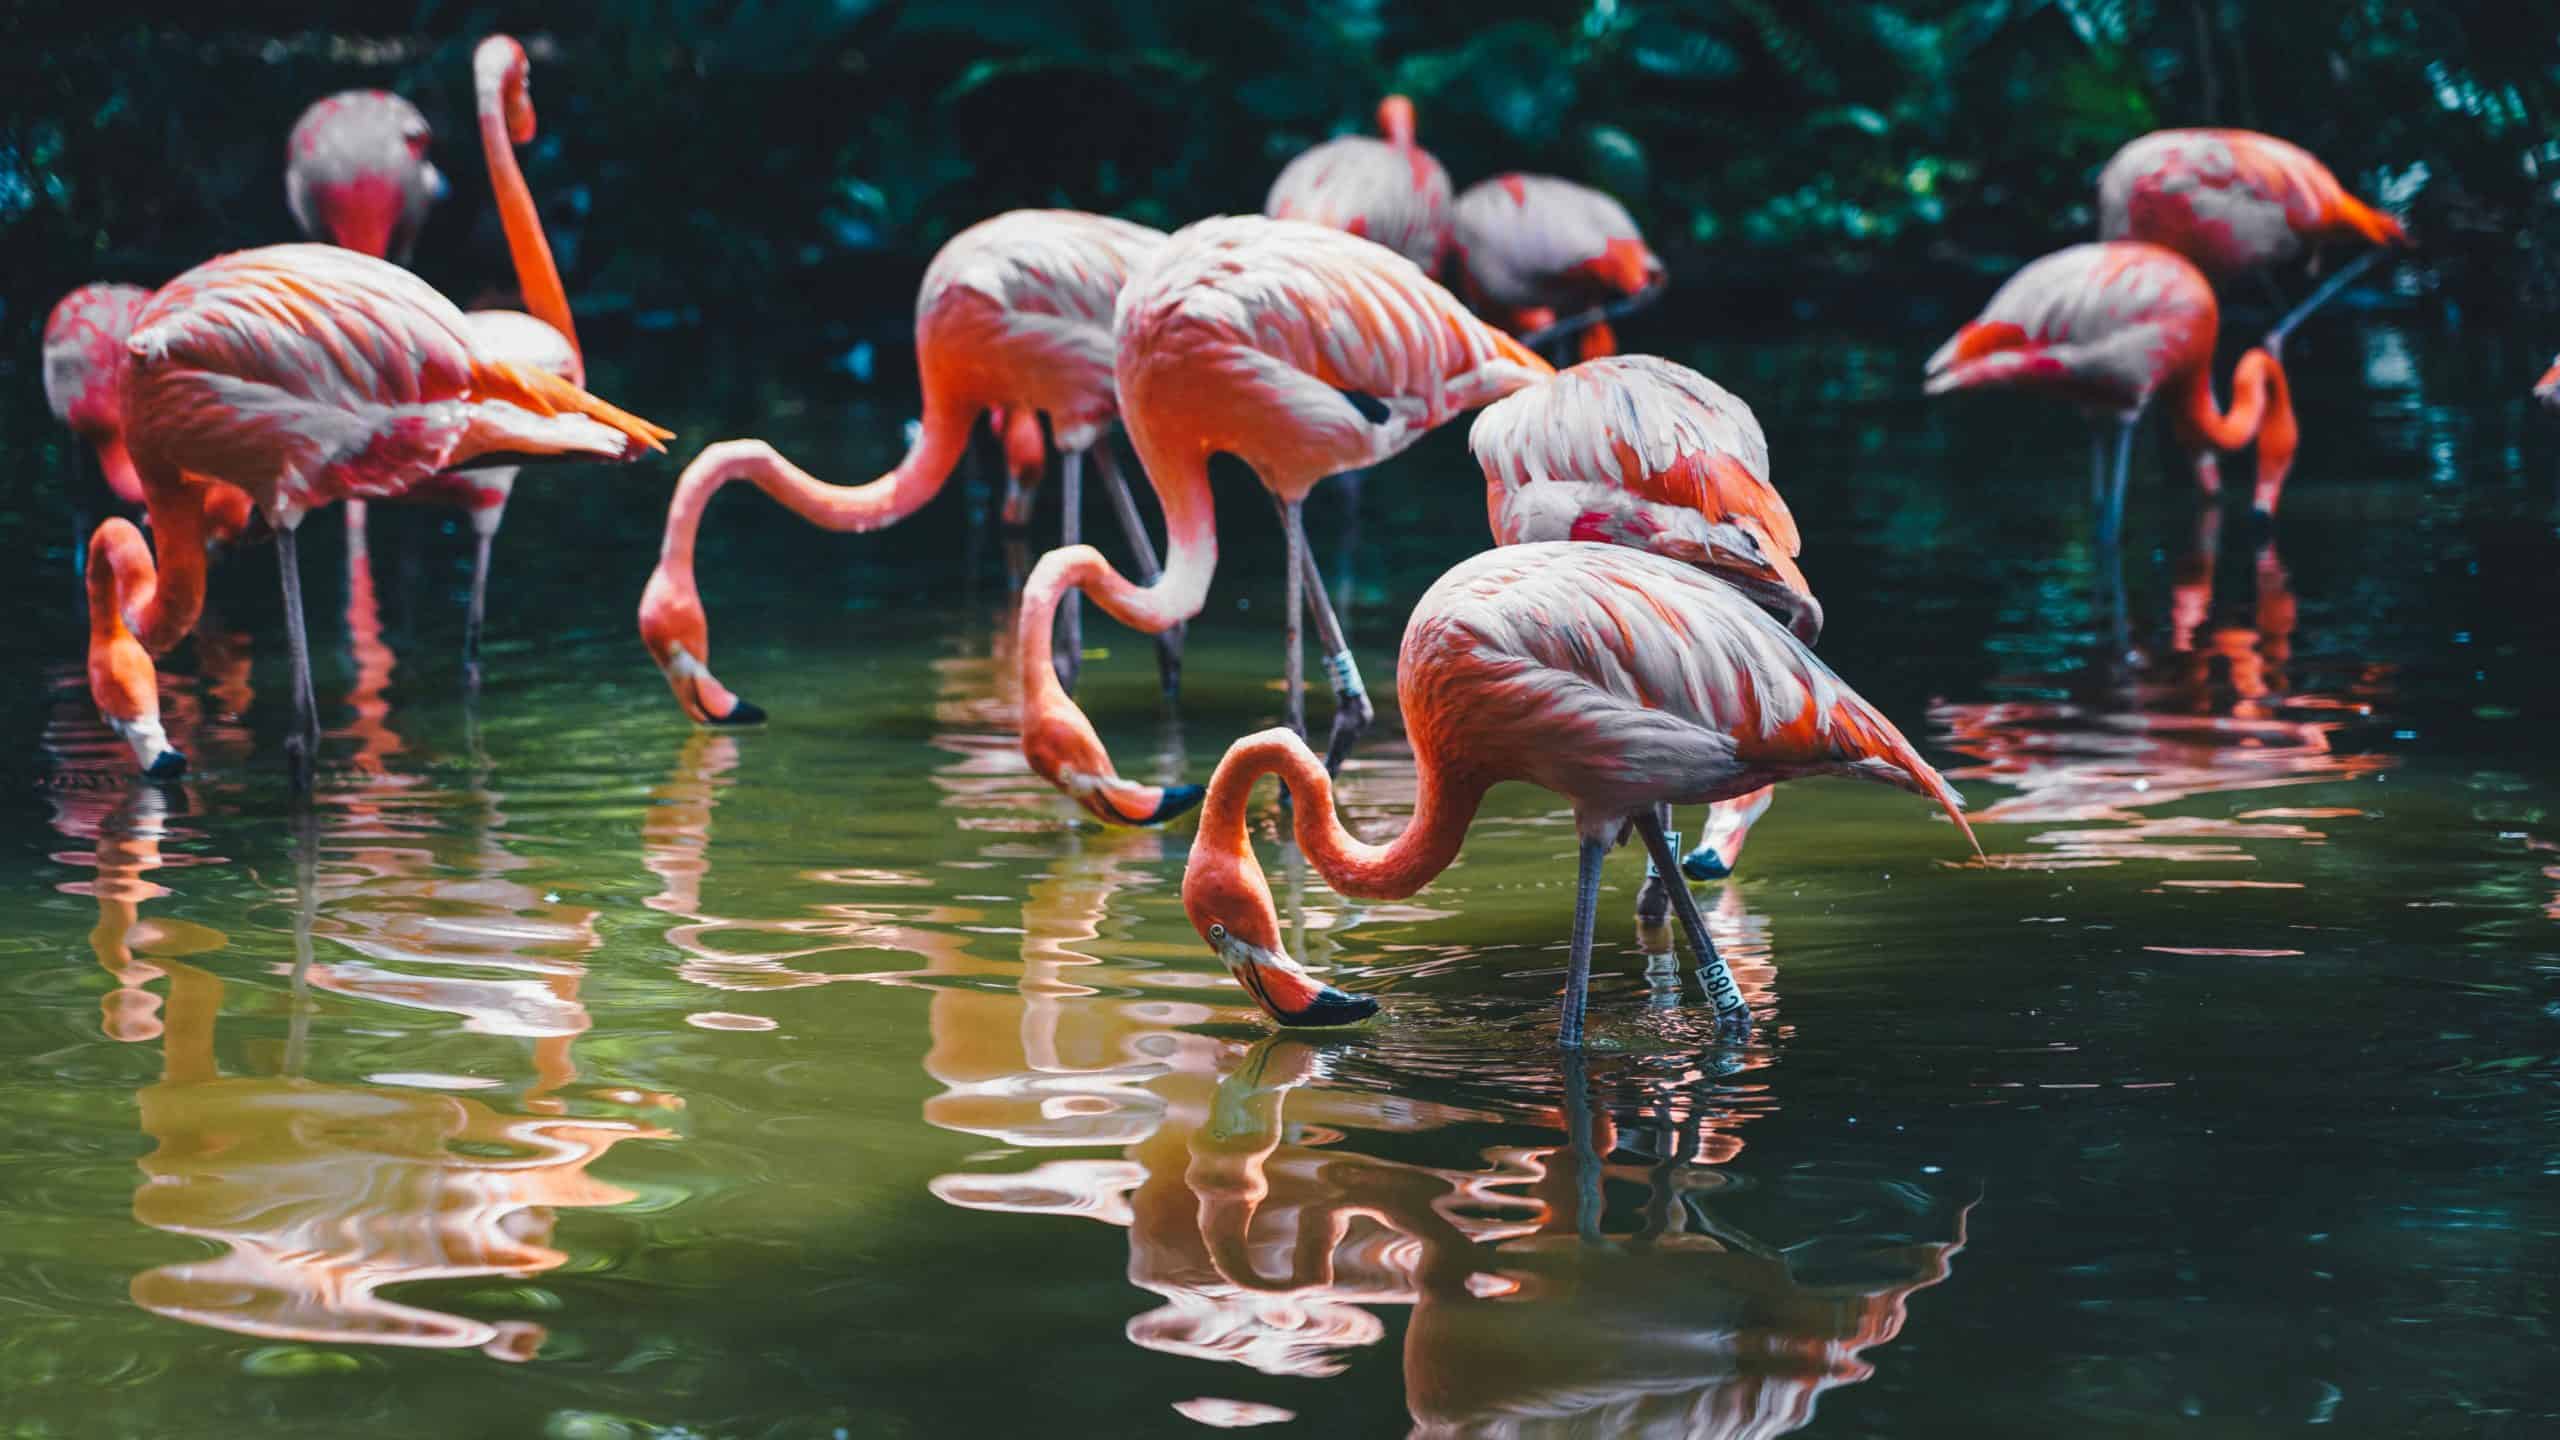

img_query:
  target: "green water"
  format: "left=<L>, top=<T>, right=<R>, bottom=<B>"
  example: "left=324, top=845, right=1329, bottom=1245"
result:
left=3, top=325, right=2556, bottom=1438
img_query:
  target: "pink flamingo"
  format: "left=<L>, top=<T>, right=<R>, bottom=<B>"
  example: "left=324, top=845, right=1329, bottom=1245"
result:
left=2534, top=357, right=2560, bottom=409
left=1470, top=354, right=1816, bottom=885
left=1924, top=240, right=2298, bottom=531
left=638, top=209, right=1181, bottom=727
left=1178, top=541, right=1977, bottom=1047
left=1017, top=215, right=1553, bottom=826
left=88, top=242, right=669, bottom=785
left=1451, top=173, right=1665, bottom=360
left=285, top=90, right=447, bottom=264
left=1264, top=95, right=1453, bottom=273
left=45, top=284, right=259, bottom=540
left=2098, top=128, right=2406, bottom=347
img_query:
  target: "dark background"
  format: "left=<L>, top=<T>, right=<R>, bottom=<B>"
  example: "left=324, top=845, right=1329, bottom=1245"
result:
left=5, top=0, right=2556, bottom=353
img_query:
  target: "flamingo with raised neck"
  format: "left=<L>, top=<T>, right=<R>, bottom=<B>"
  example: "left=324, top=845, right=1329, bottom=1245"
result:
left=1179, top=542, right=1978, bottom=1047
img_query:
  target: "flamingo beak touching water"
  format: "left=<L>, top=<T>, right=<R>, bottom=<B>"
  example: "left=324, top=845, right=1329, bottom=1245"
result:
left=1185, top=860, right=1379, bottom=1027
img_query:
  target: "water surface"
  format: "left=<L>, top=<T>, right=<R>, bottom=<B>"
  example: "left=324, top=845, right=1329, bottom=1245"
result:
left=3, top=322, right=2556, bottom=1437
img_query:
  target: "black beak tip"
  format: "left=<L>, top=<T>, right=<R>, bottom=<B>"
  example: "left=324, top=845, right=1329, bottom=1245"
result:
left=143, top=749, right=188, bottom=781
left=1681, top=850, right=1731, bottom=882
left=1279, top=985, right=1380, bottom=1028
left=712, top=698, right=768, bottom=728
left=1143, top=784, right=1205, bottom=826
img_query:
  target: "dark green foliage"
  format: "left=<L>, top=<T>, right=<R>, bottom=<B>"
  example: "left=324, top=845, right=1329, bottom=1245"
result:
left=2, top=0, right=2556, bottom=329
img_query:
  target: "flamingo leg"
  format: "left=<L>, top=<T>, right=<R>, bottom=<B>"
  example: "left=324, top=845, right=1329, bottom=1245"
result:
left=1559, top=1048, right=1608, bottom=1245
left=1633, top=802, right=1676, bottom=927
left=1634, top=812, right=1750, bottom=1040
left=1054, top=447, right=1083, bottom=693
left=1559, top=834, right=1607, bottom=1049
left=1330, top=468, right=1364, bottom=614
left=1281, top=500, right=1374, bottom=775
left=276, top=525, right=320, bottom=793
left=2267, top=248, right=2385, bottom=357
left=462, top=526, right=495, bottom=697
left=1094, top=442, right=1184, bottom=698
left=2096, top=416, right=2135, bottom=549
left=1281, top=498, right=1307, bottom=745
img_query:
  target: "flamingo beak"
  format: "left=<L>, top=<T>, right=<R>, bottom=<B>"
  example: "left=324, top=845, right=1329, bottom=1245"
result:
left=1208, top=928, right=1379, bottom=1027
left=1082, top=781, right=1205, bottom=828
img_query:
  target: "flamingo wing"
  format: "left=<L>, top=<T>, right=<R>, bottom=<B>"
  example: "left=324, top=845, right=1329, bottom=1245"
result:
left=1453, top=174, right=1656, bottom=312
left=1922, top=241, right=2214, bottom=412
left=1114, top=216, right=1550, bottom=494
left=1264, top=136, right=1453, bottom=272
left=44, top=283, right=152, bottom=434
left=920, top=210, right=1166, bottom=449
left=1404, top=543, right=1973, bottom=846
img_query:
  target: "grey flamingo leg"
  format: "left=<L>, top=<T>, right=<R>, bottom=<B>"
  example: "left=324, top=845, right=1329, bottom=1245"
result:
left=463, top=526, right=495, bottom=697
left=1560, top=834, right=1607, bottom=1049
left=1282, top=499, right=1374, bottom=775
left=1053, top=447, right=1083, bottom=693
left=2268, top=248, right=2385, bottom=357
left=1282, top=498, right=1306, bottom=745
left=1095, top=442, right=1183, bottom=699
left=276, top=524, right=320, bottom=794
left=1635, top=812, right=1750, bottom=1040
left=1634, top=802, right=1677, bottom=928
left=2096, top=416, right=2135, bottom=549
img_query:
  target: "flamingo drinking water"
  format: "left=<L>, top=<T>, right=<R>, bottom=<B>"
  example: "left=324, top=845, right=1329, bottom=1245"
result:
left=638, top=210, right=1181, bottom=727
left=87, top=243, right=668, bottom=785
left=1015, top=216, right=1552, bottom=826
left=1178, top=542, right=1977, bottom=1047
left=1924, top=240, right=2297, bottom=531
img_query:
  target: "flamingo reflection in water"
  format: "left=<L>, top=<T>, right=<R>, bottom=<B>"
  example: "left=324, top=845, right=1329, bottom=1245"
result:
left=1938, top=505, right=2391, bottom=869
left=919, top=873, right=1963, bottom=1435
left=45, top=781, right=675, bottom=1359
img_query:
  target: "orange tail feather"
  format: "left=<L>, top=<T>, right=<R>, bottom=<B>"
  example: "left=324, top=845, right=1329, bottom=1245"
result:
left=474, top=359, right=672, bottom=456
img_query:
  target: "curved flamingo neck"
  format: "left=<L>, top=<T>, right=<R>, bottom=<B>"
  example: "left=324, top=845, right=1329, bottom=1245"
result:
left=2175, top=347, right=2285, bottom=450
left=128, top=483, right=212, bottom=655
left=1378, top=95, right=1417, bottom=151
left=657, top=413, right=977, bottom=582
left=477, top=57, right=578, bottom=355
left=93, top=433, right=146, bottom=507
left=1198, top=732, right=1483, bottom=902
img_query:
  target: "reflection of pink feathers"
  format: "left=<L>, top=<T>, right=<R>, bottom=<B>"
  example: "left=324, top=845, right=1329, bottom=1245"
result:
left=1265, top=96, right=1453, bottom=272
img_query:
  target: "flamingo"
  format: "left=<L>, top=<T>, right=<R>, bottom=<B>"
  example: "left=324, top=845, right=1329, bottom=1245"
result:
left=1264, top=94, right=1453, bottom=273
left=2097, top=128, right=2406, bottom=348
left=1470, top=354, right=1816, bottom=888
left=1924, top=240, right=2298, bottom=532
left=89, top=242, right=669, bottom=786
left=365, top=34, right=589, bottom=693
left=45, top=284, right=260, bottom=541
left=1178, top=541, right=1977, bottom=1047
left=285, top=90, right=447, bottom=264
left=637, top=209, right=1181, bottom=727
left=1016, top=215, right=1553, bottom=826
left=1451, top=173, right=1665, bottom=361
left=2534, top=357, right=2560, bottom=410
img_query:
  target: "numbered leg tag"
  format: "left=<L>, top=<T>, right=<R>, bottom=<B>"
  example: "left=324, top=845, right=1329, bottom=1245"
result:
left=1322, top=649, right=1365, bottom=703
left=1700, top=958, right=1746, bottom=1016
left=1645, top=829, right=1682, bottom=880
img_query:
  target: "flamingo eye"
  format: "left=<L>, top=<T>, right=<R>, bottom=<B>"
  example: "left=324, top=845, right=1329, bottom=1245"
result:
left=1207, top=923, right=1228, bottom=944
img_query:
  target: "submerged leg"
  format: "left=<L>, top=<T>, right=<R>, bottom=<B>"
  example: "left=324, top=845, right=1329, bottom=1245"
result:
left=463, top=525, right=496, bottom=697
left=276, top=525, right=320, bottom=793
left=2096, top=415, right=2136, bottom=550
left=1054, top=447, right=1083, bottom=693
left=1634, top=813, right=1750, bottom=1040
left=2267, top=248, right=2386, bottom=357
left=1559, top=834, right=1608, bottom=1049
left=1096, top=443, right=1183, bottom=698
left=1284, top=498, right=1374, bottom=774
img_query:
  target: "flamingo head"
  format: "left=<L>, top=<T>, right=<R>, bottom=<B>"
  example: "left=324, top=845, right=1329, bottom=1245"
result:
left=1019, top=701, right=1203, bottom=828
left=1922, top=320, right=2065, bottom=396
left=1182, top=809, right=1378, bottom=1028
left=2536, top=356, right=2560, bottom=412
left=992, top=407, right=1045, bottom=528
left=637, top=564, right=763, bottom=727
left=475, top=35, right=537, bottom=145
